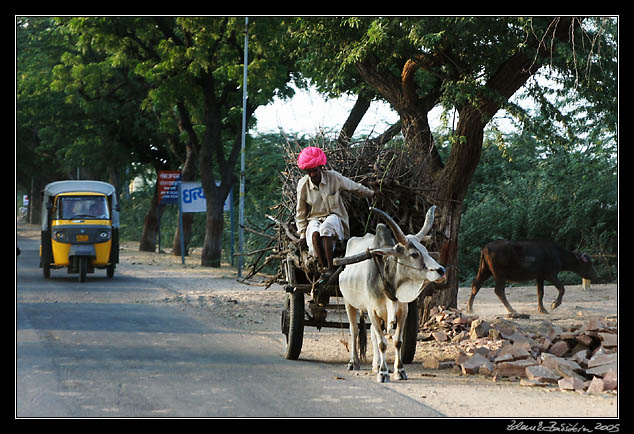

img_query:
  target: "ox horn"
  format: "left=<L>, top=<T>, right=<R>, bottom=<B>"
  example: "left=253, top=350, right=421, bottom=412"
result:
left=370, top=207, right=408, bottom=246
left=414, top=205, right=436, bottom=242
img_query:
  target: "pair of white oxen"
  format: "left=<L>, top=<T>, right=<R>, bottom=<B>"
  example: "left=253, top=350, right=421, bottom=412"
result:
left=339, top=206, right=446, bottom=383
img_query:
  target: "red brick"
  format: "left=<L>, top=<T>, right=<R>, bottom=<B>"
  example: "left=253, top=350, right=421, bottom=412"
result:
left=526, top=365, right=561, bottom=384
left=575, top=334, right=596, bottom=347
left=461, top=353, right=493, bottom=375
left=453, top=316, right=470, bottom=326
left=586, top=377, right=604, bottom=395
left=571, top=349, right=589, bottom=368
left=469, top=319, right=490, bottom=339
left=540, top=353, right=582, bottom=373
left=599, top=332, right=617, bottom=348
left=501, top=330, right=531, bottom=345
left=496, top=343, right=531, bottom=362
left=548, top=340, right=570, bottom=357
left=495, top=358, right=537, bottom=378
left=588, top=352, right=617, bottom=369
left=432, top=330, right=448, bottom=342
left=558, top=376, right=585, bottom=392
left=602, top=370, right=618, bottom=391
left=586, top=362, right=617, bottom=377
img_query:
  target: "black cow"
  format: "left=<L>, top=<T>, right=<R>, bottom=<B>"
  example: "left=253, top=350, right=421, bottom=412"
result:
left=467, top=239, right=597, bottom=316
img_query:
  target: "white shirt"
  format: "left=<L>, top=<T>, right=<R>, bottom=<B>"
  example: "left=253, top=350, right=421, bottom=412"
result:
left=295, top=169, right=373, bottom=240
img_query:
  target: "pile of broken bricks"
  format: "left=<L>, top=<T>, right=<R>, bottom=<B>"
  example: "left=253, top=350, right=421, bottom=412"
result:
left=420, top=306, right=617, bottom=394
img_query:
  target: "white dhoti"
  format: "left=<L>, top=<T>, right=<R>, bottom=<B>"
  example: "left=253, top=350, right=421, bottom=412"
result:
left=306, top=215, right=344, bottom=257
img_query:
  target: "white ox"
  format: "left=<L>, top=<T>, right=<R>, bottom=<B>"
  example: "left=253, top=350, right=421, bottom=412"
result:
left=338, top=207, right=446, bottom=383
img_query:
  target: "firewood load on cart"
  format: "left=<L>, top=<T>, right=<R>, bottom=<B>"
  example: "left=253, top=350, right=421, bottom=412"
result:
left=256, top=137, right=440, bottom=287
left=243, top=137, right=441, bottom=361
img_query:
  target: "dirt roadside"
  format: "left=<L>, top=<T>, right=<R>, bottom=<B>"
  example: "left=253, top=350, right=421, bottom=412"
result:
left=17, top=223, right=618, bottom=418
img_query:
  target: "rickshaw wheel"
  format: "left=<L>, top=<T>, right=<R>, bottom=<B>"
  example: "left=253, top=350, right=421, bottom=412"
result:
left=107, top=265, right=115, bottom=278
left=281, top=291, right=304, bottom=360
left=401, top=300, right=418, bottom=364
left=42, top=262, right=50, bottom=279
left=78, top=257, right=88, bottom=282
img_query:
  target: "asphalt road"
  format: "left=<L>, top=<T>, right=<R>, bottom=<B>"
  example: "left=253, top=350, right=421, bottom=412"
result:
left=16, top=231, right=443, bottom=418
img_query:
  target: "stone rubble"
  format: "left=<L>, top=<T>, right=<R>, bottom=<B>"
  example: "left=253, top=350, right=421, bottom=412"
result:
left=420, top=306, right=617, bottom=395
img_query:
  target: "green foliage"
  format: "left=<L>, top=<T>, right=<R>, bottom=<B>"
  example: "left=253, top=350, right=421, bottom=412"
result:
left=17, top=17, right=617, bottom=281
left=118, top=134, right=288, bottom=267
left=458, top=128, right=617, bottom=285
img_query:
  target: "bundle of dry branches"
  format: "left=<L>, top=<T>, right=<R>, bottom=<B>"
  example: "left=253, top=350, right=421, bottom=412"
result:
left=240, top=133, right=437, bottom=287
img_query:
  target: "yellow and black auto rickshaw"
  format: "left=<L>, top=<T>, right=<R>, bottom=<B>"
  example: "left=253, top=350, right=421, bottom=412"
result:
left=40, top=180, right=120, bottom=282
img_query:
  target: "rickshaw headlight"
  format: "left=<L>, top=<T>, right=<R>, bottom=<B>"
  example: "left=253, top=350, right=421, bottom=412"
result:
left=99, top=230, right=110, bottom=241
left=54, top=230, right=66, bottom=241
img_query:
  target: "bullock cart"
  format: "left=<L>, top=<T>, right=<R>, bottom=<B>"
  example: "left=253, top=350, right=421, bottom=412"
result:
left=264, top=139, right=437, bottom=362
left=276, top=234, right=418, bottom=362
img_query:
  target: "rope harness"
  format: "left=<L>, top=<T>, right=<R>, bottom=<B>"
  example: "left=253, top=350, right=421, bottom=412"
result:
left=371, top=254, right=399, bottom=302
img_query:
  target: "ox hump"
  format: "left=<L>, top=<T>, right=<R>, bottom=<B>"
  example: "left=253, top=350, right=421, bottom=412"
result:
left=345, top=232, right=380, bottom=256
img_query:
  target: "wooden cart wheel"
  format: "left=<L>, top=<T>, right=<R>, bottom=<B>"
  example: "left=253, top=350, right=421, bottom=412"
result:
left=281, top=290, right=304, bottom=360
left=401, top=300, right=418, bottom=364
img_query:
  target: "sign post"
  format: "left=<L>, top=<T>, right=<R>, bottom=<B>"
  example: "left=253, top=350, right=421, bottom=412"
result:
left=180, top=182, right=207, bottom=213
left=178, top=181, right=206, bottom=265
left=177, top=181, right=233, bottom=265
left=238, top=17, right=248, bottom=277
left=158, top=171, right=181, bottom=205
left=177, top=181, right=185, bottom=264
left=158, top=171, right=181, bottom=253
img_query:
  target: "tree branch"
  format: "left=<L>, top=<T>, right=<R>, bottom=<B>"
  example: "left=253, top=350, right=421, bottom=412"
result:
left=337, top=93, right=371, bottom=147
left=366, top=120, right=402, bottom=147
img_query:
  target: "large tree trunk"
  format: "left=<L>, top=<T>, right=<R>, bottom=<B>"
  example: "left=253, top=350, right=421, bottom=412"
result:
left=195, top=72, right=250, bottom=268
left=139, top=178, right=165, bottom=252
left=172, top=144, right=198, bottom=256
left=420, top=200, right=463, bottom=322
left=197, top=74, right=234, bottom=268
left=201, top=196, right=225, bottom=267
left=420, top=106, right=485, bottom=323
left=171, top=101, right=201, bottom=257
left=28, top=177, right=45, bottom=226
left=399, top=106, right=484, bottom=324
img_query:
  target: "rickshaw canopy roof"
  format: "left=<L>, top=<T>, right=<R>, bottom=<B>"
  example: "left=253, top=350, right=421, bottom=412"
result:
left=43, top=180, right=116, bottom=197
left=42, top=180, right=119, bottom=229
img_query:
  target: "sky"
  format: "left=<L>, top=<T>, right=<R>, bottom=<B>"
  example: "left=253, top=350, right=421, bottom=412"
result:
left=252, top=82, right=517, bottom=139
left=253, top=83, right=400, bottom=137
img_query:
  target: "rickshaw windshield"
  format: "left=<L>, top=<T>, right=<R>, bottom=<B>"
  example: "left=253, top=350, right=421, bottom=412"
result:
left=56, top=196, right=110, bottom=220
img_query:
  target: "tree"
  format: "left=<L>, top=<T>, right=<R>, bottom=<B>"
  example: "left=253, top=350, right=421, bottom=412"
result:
left=17, top=17, right=153, bottom=223
left=459, top=126, right=617, bottom=285
left=43, top=17, right=177, bottom=252
left=58, top=17, right=296, bottom=266
left=17, top=17, right=72, bottom=223
left=289, top=17, right=616, bottom=318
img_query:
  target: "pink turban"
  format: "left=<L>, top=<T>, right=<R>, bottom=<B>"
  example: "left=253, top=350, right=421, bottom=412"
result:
left=297, top=147, right=327, bottom=170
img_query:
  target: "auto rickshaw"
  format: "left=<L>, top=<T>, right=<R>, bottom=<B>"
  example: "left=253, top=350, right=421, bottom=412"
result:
left=40, top=180, right=120, bottom=282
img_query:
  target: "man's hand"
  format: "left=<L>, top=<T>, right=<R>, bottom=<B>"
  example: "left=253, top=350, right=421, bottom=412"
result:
left=372, top=187, right=384, bottom=199
left=366, top=180, right=382, bottom=198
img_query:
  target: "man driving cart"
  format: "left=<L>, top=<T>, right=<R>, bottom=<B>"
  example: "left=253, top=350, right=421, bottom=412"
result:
left=295, top=146, right=375, bottom=285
